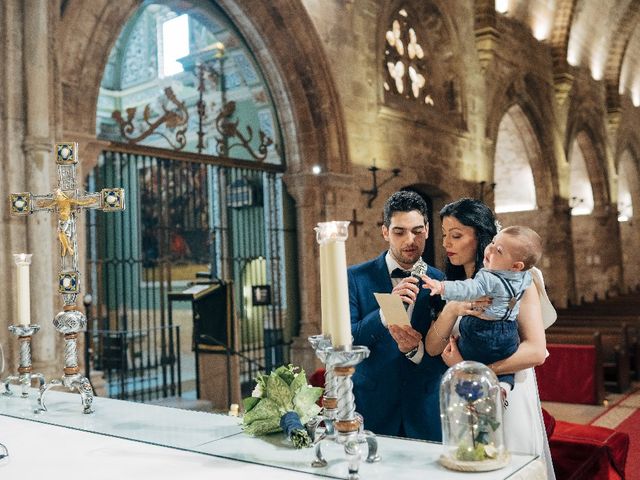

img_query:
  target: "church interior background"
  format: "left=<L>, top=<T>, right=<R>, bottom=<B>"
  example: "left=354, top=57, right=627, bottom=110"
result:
left=1, top=0, right=640, bottom=408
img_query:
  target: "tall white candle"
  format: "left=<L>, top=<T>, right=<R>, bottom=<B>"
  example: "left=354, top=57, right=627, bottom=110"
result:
left=316, top=221, right=351, bottom=348
left=14, top=253, right=33, bottom=326
left=325, top=238, right=351, bottom=348
left=319, top=242, right=331, bottom=336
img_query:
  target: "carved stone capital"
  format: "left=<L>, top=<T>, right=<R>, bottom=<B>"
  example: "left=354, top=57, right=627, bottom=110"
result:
left=22, top=136, right=53, bottom=155
left=553, top=72, right=574, bottom=107
left=474, top=26, right=500, bottom=73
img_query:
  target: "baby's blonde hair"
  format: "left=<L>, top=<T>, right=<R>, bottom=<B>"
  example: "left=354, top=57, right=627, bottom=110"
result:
left=501, top=226, right=542, bottom=270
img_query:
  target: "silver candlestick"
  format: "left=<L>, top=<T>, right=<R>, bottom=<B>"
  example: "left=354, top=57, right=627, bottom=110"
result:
left=307, top=339, right=380, bottom=480
left=37, top=309, right=94, bottom=414
left=3, top=324, right=45, bottom=397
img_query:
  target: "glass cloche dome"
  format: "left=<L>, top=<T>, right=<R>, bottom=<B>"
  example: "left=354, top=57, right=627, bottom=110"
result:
left=439, top=361, right=509, bottom=471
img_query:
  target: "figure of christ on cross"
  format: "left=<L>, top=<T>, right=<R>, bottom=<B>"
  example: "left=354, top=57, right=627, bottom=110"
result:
left=37, top=188, right=99, bottom=257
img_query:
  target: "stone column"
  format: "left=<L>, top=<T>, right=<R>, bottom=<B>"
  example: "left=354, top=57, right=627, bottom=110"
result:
left=543, top=198, right=575, bottom=308
left=0, top=0, right=28, bottom=366
left=23, top=0, right=56, bottom=374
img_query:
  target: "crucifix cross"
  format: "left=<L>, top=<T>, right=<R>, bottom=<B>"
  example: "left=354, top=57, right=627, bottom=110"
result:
left=9, top=142, right=125, bottom=306
left=349, top=209, right=364, bottom=237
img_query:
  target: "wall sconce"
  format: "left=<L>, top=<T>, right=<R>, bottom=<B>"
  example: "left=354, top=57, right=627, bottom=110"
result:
left=361, top=162, right=401, bottom=208
left=477, top=181, right=496, bottom=202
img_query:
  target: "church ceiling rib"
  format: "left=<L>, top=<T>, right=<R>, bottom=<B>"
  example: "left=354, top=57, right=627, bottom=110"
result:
left=549, top=0, right=577, bottom=68
left=604, top=1, right=640, bottom=105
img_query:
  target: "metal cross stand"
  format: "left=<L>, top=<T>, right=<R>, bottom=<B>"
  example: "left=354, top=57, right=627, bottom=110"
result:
left=9, top=142, right=125, bottom=414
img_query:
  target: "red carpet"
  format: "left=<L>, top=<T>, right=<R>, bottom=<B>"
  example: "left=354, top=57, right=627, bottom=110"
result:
left=614, top=409, right=640, bottom=480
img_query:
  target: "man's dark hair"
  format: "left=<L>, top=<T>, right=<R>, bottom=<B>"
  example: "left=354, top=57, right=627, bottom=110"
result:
left=383, top=190, right=429, bottom=227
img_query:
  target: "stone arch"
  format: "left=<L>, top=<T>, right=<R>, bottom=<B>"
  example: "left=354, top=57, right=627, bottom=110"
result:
left=616, top=129, right=640, bottom=174
left=617, top=147, right=640, bottom=291
left=565, top=114, right=621, bottom=301
left=617, top=149, right=638, bottom=220
left=565, top=121, right=611, bottom=209
left=493, top=104, right=539, bottom=213
left=568, top=132, right=596, bottom=215
left=58, top=0, right=349, bottom=175
left=485, top=74, right=558, bottom=208
left=603, top=1, right=640, bottom=109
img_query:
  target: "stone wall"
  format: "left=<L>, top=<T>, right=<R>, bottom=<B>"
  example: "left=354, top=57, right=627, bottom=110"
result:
left=0, top=0, right=639, bottom=378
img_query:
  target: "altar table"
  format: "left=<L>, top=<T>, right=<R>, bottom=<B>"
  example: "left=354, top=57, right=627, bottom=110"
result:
left=0, top=390, right=545, bottom=479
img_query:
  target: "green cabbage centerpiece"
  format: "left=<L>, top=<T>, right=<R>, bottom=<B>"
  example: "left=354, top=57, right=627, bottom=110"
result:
left=242, top=364, right=323, bottom=448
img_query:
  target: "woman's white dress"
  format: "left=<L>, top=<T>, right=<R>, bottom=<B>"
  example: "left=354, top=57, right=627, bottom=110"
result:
left=451, top=267, right=556, bottom=479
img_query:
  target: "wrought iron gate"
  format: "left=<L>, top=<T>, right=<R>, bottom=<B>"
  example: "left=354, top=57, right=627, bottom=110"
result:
left=85, top=146, right=295, bottom=401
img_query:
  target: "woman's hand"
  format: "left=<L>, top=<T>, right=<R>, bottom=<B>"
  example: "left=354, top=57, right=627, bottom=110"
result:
left=441, top=336, right=463, bottom=367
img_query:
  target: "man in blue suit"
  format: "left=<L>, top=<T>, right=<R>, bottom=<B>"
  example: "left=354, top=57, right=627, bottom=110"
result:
left=348, top=191, right=446, bottom=441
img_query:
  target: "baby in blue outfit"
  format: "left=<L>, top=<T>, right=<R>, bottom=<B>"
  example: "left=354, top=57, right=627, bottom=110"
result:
left=422, top=225, right=542, bottom=387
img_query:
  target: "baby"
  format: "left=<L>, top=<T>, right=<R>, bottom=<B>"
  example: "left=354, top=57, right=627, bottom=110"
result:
left=422, top=225, right=542, bottom=387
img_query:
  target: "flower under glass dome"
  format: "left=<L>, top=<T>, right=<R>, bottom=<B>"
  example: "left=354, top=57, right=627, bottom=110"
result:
left=439, top=361, right=509, bottom=471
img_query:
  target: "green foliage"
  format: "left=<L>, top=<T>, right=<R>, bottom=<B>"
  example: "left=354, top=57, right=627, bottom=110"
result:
left=244, top=417, right=281, bottom=436
left=243, top=397, right=280, bottom=425
left=293, top=386, right=323, bottom=424
left=243, top=396, right=260, bottom=413
left=456, top=444, right=488, bottom=461
left=267, top=371, right=294, bottom=412
left=241, top=364, right=324, bottom=449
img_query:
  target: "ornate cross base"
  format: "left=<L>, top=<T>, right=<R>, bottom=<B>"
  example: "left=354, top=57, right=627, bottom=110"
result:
left=307, top=336, right=380, bottom=480
left=37, top=309, right=94, bottom=414
left=3, top=324, right=45, bottom=397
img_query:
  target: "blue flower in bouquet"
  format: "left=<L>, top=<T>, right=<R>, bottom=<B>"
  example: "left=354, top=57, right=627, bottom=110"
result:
left=242, top=364, right=323, bottom=448
left=455, top=380, right=483, bottom=402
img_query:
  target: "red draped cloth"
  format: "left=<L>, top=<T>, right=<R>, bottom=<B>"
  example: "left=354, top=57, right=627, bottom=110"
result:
left=543, top=409, right=629, bottom=480
left=536, top=343, right=598, bottom=404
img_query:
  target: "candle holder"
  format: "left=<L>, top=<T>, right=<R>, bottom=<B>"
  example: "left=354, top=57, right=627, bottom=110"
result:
left=2, top=324, right=45, bottom=397
left=36, top=309, right=94, bottom=414
left=307, top=335, right=337, bottom=442
left=307, top=338, right=380, bottom=480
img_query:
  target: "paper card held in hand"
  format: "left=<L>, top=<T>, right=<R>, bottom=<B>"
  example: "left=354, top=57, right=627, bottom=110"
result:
left=374, top=293, right=410, bottom=326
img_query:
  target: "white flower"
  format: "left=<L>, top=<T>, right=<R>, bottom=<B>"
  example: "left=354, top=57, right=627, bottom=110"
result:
left=251, top=384, right=263, bottom=398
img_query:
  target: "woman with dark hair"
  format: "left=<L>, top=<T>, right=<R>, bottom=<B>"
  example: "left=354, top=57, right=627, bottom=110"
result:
left=425, top=198, right=555, bottom=479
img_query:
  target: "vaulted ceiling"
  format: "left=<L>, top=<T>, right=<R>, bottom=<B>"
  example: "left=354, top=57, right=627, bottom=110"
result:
left=496, top=0, right=640, bottom=107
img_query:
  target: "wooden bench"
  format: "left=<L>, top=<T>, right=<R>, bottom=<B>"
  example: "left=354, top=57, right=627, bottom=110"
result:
left=536, top=332, right=605, bottom=405
left=547, top=325, right=631, bottom=393
left=555, top=315, right=640, bottom=380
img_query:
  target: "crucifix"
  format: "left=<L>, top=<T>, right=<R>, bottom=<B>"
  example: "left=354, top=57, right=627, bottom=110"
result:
left=349, top=209, right=364, bottom=237
left=9, top=142, right=125, bottom=414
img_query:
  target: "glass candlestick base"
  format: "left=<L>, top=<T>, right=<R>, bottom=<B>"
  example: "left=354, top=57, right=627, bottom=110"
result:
left=306, top=339, right=380, bottom=480
left=3, top=324, right=45, bottom=397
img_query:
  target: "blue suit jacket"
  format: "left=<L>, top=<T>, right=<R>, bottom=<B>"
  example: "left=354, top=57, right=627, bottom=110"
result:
left=348, top=252, right=446, bottom=441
